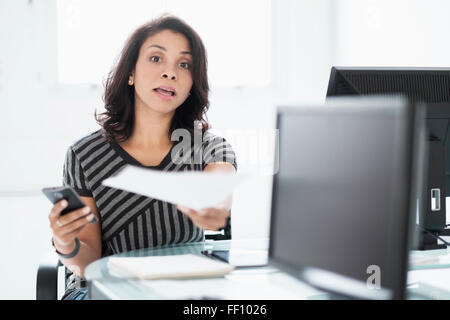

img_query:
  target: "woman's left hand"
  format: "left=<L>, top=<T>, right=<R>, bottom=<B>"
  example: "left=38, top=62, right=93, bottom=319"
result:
left=177, top=204, right=230, bottom=230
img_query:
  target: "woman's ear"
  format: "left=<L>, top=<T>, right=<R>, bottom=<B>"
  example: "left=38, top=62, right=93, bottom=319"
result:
left=128, top=72, right=134, bottom=86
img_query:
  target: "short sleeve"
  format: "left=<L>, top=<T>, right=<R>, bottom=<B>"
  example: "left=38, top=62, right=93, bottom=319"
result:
left=202, top=135, right=237, bottom=171
left=62, top=146, right=93, bottom=197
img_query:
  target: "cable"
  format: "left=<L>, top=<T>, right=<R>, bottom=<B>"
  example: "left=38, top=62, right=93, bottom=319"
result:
left=416, top=224, right=450, bottom=247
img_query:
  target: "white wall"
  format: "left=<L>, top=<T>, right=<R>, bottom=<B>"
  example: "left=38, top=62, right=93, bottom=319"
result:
left=225, top=0, right=333, bottom=239
left=0, top=0, right=103, bottom=194
left=333, top=0, right=450, bottom=67
left=271, top=0, right=333, bottom=103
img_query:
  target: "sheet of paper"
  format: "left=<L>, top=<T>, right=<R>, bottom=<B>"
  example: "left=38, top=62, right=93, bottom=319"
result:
left=107, top=254, right=235, bottom=280
left=102, top=165, right=245, bottom=210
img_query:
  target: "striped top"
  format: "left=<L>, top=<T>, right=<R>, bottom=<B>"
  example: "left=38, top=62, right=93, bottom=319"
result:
left=61, top=129, right=237, bottom=290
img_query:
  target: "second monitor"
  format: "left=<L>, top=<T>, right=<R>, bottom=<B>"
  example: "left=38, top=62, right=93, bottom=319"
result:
left=326, top=67, right=450, bottom=249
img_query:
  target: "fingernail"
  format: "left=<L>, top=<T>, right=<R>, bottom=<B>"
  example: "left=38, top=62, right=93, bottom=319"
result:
left=83, top=207, right=90, bottom=214
left=61, top=200, right=68, bottom=207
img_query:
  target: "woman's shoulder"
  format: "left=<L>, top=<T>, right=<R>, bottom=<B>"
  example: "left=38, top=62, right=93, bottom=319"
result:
left=68, top=129, right=108, bottom=155
left=201, top=130, right=228, bottom=144
left=201, top=130, right=234, bottom=149
left=200, top=130, right=237, bottom=169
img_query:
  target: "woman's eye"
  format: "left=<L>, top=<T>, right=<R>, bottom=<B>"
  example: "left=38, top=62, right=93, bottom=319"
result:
left=179, top=62, right=191, bottom=70
left=150, top=56, right=161, bottom=63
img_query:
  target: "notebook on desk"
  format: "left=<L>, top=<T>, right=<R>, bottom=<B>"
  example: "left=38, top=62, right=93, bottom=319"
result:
left=107, top=254, right=235, bottom=280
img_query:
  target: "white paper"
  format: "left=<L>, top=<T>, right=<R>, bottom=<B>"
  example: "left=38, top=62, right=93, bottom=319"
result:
left=102, top=165, right=245, bottom=210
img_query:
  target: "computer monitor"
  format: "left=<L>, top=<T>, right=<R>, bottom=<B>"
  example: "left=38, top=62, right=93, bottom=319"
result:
left=268, top=97, right=426, bottom=300
left=326, top=67, right=450, bottom=250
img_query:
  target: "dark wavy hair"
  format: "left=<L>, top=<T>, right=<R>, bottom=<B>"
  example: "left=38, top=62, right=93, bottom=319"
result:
left=95, top=14, right=210, bottom=142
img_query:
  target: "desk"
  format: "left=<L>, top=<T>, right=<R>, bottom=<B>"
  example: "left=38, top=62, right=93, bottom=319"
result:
left=84, top=238, right=450, bottom=300
left=85, top=238, right=327, bottom=300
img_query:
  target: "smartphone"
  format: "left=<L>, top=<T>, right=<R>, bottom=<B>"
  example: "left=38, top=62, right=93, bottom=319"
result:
left=42, top=186, right=94, bottom=219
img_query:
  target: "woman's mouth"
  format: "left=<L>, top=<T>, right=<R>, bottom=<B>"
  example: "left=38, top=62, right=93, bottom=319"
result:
left=153, top=86, right=176, bottom=100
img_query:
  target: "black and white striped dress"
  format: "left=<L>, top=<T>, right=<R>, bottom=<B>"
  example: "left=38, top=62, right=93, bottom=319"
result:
left=61, top=129, right=237, bottom=296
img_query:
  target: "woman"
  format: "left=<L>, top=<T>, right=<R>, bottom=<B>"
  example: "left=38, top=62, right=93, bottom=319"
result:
left=47, top=15, right=237, bottom=300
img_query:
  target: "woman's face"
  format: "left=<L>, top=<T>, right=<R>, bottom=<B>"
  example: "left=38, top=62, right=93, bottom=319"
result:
left=131, top=29, right=194, bottom=115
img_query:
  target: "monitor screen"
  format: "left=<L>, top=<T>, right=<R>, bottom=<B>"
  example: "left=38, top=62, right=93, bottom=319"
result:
left=326, top=67, right=450, bottom=194
left=269, top=97, right=424, bottom=300
left=326, top=67, right=450, bottom=240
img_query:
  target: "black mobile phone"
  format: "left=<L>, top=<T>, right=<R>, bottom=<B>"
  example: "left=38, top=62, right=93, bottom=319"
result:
left=42, top=186, right=87, bottom=216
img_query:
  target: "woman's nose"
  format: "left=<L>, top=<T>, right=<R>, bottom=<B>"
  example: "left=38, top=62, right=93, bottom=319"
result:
left=161, top=71, right=176, bottom=80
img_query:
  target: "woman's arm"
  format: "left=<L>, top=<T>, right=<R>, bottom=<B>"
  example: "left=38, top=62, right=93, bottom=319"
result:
left=177, top=162, right=236, bottom=230
left=49, top=196, right=102, bottom=277
left=203, top=161, right=235, bottom=210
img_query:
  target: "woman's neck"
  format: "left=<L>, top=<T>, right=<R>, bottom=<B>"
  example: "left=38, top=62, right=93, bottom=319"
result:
left=125, top=103, right=175, bottom=149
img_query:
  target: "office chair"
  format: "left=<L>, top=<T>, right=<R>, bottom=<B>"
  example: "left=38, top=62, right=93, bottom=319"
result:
left=36, top=252, right=63, bottom=300
left=36, top=218, right=232, bottom=300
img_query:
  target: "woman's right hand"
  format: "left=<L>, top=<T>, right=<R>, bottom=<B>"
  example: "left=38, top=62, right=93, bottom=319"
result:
left=48, top=199, right=96, bottom=254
